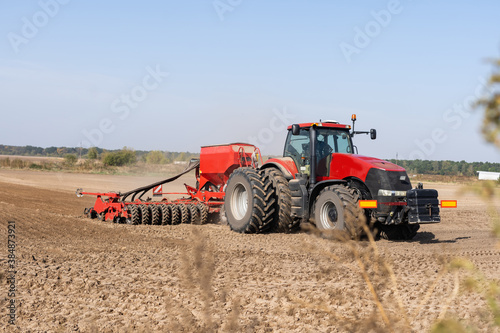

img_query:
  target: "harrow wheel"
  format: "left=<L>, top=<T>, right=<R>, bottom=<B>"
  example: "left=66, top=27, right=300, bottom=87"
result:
left=160, top=204, right=172, bottom=225
left=88, top=209, right=98, bottom=219
left=127, top=205, right=141, bottom=225
left=150, top=205, right=161, bottom=225
left=171, top=205, right=181, bottom=225
left=197, top=203, right=208, bottom=224
left=187, top=204, right=200, bottom=224
left=139, top=204, right=151, bottom=225
left=178, top=204, right=189, bottom=224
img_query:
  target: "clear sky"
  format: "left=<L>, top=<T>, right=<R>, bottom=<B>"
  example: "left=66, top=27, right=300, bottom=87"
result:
left=1, top=0, right=499, bottom=162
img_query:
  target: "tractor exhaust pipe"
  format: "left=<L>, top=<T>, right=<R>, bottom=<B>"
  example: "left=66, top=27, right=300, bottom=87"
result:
left=309, top=124, right=317, bottom=188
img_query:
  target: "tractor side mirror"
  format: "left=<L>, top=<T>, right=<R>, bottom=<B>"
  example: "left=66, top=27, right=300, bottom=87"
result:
left=292, top=124, right=300, bottom=135
left=370, top=129, right=377, bottom=140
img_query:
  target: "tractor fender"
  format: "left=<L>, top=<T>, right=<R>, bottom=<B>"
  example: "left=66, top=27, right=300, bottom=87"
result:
left=344, top=177, right=372, bottom=199
left=261, top=158, right=296, bottom=180
left=309, top=179, right=347, bottom=209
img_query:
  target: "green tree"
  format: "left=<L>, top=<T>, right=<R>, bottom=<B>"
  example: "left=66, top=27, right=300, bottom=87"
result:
left=177, top=152, right=187, bottom=161
left=64, top=154, right=77, bottom=166
left=87, top=147, right=99, bottom=160
left=102, top=148, right=136, bottom=166
left=145, top=150, right=167, bottom=164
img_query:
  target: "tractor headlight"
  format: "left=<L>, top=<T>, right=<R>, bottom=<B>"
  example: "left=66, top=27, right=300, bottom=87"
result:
left=378, top=189, right=407, bottom=197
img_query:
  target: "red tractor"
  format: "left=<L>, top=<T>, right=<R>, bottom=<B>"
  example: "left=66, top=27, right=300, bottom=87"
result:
left=79, top=115, right=455, bottom=240
left=224, top=116, right=452, bottom=239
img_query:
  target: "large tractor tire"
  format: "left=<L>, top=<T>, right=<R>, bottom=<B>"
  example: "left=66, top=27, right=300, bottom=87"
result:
left=265, top=169, right=299, bottom=233
left=312, top=185, right=364, bottom=239
left=224, top=167, right=276, bottom=233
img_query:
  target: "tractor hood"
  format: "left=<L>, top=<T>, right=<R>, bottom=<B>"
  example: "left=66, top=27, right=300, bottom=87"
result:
left=347, top=154, right=405, bottom=172
left=329, top=153, right=405, bottom=179
left=328, top=153, right=411, bottom=197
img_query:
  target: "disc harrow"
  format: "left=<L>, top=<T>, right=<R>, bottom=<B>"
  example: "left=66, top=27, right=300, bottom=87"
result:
left=77, top=144, right=262, bottom=228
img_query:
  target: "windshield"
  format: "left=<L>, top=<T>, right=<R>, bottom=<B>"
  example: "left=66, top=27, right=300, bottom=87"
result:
left=284, top=127, right=353, bottom=159
left=317, top=128, right=352, bottom=154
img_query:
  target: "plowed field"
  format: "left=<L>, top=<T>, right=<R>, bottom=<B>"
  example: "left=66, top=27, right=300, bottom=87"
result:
left=1, top=169, right=499, bottom=332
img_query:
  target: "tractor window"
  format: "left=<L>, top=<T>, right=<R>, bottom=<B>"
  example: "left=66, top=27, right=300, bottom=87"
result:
left=317, top=129, right=352, bottom=154
left=284, top=128, right=309, bottom=168
left=284, top=127, right=353, bottom=175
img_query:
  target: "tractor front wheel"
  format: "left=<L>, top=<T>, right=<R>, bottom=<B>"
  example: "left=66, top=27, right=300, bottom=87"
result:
left=312, top=185, right=363, bottom=239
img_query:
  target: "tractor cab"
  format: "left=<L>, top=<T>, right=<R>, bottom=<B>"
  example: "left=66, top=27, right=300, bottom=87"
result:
left=283, top=122, right=354, bottom=178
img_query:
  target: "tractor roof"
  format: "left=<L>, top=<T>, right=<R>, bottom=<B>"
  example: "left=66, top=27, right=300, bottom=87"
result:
left=287, top=122, right=351, bottom=130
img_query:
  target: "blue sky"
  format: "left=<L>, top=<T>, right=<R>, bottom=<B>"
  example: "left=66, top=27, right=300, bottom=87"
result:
left=1, top=0, right=499, bottom=162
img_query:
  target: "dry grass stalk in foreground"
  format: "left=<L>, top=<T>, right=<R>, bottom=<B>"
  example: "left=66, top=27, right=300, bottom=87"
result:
left=169, top=229, right=240, bottom=332
left=298, top=206, right=500, bottom=333
left=430, top=181, right=500, bottom=331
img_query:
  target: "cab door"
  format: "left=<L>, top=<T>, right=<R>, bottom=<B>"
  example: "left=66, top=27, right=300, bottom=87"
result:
left=283, top=128, right=310, bottom=174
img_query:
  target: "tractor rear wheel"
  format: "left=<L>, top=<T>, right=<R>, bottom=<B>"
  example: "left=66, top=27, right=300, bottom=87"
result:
left=312, top=185, right=364, bottom=239
left=224, top=168, right=276, bottom=233
left=265, top=169, right=298, bottom=233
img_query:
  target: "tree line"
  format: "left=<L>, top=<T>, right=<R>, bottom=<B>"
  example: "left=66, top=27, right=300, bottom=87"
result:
left=388, top=159, right=500, bottom=176
left=0, top=144, right=199, bottom=166
left=1, top=144, right=499, bottom=174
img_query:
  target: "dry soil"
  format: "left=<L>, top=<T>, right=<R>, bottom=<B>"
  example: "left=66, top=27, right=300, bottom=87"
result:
left=0, top=169, right=499, bottom=332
